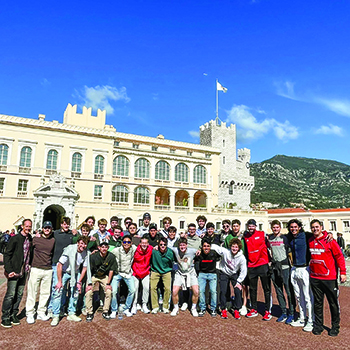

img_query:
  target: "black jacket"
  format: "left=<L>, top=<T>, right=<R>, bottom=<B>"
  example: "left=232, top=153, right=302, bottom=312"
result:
left=4, top=233, right=32, bottom=275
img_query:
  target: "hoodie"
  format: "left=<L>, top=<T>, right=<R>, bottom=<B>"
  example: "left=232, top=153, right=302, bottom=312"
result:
left=132, top=244, right=153, bottom=279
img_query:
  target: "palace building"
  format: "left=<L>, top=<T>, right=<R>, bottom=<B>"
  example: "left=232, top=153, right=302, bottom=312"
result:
left=0, top=104, right=266, bottom=231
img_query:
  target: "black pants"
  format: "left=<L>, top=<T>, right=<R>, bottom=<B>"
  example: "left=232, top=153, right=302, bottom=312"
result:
left=310, top=278, right=340, bottom=331
left=219, top=272, right=242, bottom=310
left=248, top=264, right=271, bottom=311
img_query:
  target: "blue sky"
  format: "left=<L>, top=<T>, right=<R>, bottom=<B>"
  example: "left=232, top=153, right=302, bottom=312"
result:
left=1, top=1, right=350, bottom=164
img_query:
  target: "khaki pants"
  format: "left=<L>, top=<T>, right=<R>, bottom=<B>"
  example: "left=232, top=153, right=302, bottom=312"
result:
left=150, top=271, right=171, bottom=309
left=85, top=276, right=112, bottom=314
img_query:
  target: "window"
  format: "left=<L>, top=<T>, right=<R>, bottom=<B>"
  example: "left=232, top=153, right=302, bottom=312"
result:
left=344, top=221, right=350, bottom=228
left=17, top=179, right=28, bottom=196
left=193, top=165, right=206, bottom=184
left=259, top=223, right=263, bottom=231
left=134, top=187, right=149, bottom=204
left=216, top=222, right=221, bottom=230
left=330, top=221, right=337, bottom=231
left=179, top=221, right=185, bottom=229
left=228, top=185, right=233, bottom=195
left=20, top=147, right=32, bottom=168
left=72, top=152, right=82, bottom=172
left=113, top=156, right=129, bottom=177
left=187, top=151, right=192, bottom=156
left=0, top=178, right=4, bottom=194
left=133, top=143, right=139, bottom=149
left=175, top=163, right=189, bottom=182
left=223, top=156, right=225, bottom=165
left=155, top=161, right=170, bottom=180
left=170, top=149, right=175, bottom=154
left=112, top=185, right=128, bottom=203
left=94, top=155, right=104, bottom=174
left=94, top=185, right=103, bottom=199
left=282, top=222, right=288, bottom=229
left=138, top=219, right=143, bottom=227
left=0, top=144, right=8, bottom=165
left=205, top=153, right=211, bottom=159
left=114, top=141, right=120, bottom=147
left=152, top=146, right=158, bottom=152
left=134, top=158, right=150, bottom=178
left=46, top=149, right=58, bottom=170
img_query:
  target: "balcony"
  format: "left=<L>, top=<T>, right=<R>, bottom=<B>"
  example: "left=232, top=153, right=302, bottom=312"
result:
left=194, top=207, right=207, bottom=212
left=155, top=205, right=170, bottom=211
left=19, top=167, right=31, bottom=174
left=46, top=169, right=57, bottom=175
left=134, top=177, right=150, bottom=184
left=134, top=203, right=150, bottom=208
left=112, top=175, right=129, bottom=181
left=71, top=172, right=81, bottom=179
left=17, top=191, right=28, bottom=198
left=175, top=206, right=189, bottom=212
left=111, top=202, right=129, bottom=208
left=94, top=174, right=104, bottom=180
left=0, top=165, right=7, bottom=172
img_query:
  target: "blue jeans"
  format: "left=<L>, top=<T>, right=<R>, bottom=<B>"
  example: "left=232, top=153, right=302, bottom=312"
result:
left=1, top=273, right=27, bottom=322
left=48, top=265, right=67, bottom=312
left=198, top=272, right=217, bottom=311
left=51, top=272, right=79, bottom=316
left=111, top=274, right=135, bottom=312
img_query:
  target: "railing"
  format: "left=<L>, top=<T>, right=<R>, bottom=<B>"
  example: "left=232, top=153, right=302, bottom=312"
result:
left=17, top=191, right=28, bottom=197
left=111, top=202, right=129, bottom=207
left=134, top=203, right=150, bottom=208
left=112, top=175, right=129, bottom=181
left=155, top=205, right=170, bottom=211
left=93, top=196, right=102, bottom=201
left=19, top=167, right=31, bottom=174
left=94, top=174, right=104, bottom=180
left=0, top=165, right=7, bottom=171
left=194, top=207, right=207, bottom=212
left=71, top=172, right=81, bottom=178
left=175, top=206, right=189, bottom=212
left=134, top=177, right=150, bottom=184
left=46, top=169, right=57, bottom=175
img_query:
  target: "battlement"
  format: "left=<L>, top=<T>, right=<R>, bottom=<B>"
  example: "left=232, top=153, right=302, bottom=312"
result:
left=238, top=148, right=251, bottom=162
left=200, top=119, right=235, bottom=131
left=63, top=103, right=107, bottom=129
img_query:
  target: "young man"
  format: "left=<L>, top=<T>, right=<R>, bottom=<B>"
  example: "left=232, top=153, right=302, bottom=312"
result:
left=243, top=219, right=272, bottom=321
left=224, top=219, right=241, bottom=248
left=131, top=237, right=153, bottom=314
left=73, top=224, right=97, bottom=253
left=1, top=219, right=32, bottom=328
left=160, top=217, right=172, bottom=238
left=108, top=225, right=123, bottom=251
left=85, top=241, right=116, bottom=322
left=123, top=217, right=133, bottom=235
left=167, top=226, right=178, bottom=248
left=51, top=236, right=90, bottom=326
left=26, top=221, right=55, bottom=324
left=212, top=238, right=247, bottom=319
left=111, top=235, right=136, bottom=317
left=128, top=222, right=141, bottom=246
left=170, top=238, right=199, bottom=317
left=202, top=222, right=221, bottom=245
left=137, top=212, right=151, bottom=237
left=195, top=238, right=220, bottom=317
left=196, top=215, right=207, bottom=238
left=220, top=219, right=233, bottom=245
left=108, top=216, right=120, bottom=236
left=309, top=219, right=346, bottom=337
left=287, top=219, right=314, bottom=332
left=186, top=223, right=201, bottom=250
left=144, top=223, right=162, bottom=247
left=268, top=220, right=295, bottom=324
left=93, top=218, right=110, bottom=244
left=150, top=238, right=175, bottom=314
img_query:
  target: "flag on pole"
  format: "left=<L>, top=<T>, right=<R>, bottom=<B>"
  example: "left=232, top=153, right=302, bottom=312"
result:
left=216, top=81, right=228, bottom=93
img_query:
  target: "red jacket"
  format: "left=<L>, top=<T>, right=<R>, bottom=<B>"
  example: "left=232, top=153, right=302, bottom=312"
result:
left=243, top=230, right=270, bottom=268
left=308, top=231, right=346, bottom=280
left=132, top=245, right=153, bottom=279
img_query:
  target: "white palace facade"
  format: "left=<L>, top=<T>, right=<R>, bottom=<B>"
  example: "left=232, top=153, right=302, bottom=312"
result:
left=0, top=104, right=266, bottom=231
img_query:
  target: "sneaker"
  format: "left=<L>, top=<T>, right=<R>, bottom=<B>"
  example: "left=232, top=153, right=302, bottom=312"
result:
left=328, top=327, right=339, bottom=337
left=181, top=303, right=188, bottom=311
left=210, top=310, right=217, bottom=318
left=50, top=317, right=60, bottom=327
left=81, top=308, right=87, bottom=316
left=246, top=309, right=258, bottom=318
left=11, top=315, right=20, bottom=325
left=162, top=308, right=170, bottom=314
left=151, top=308, right=159, bottom=314
left=191, top=308, right=198, bottom=317
left=239, top=305, right=248, bottom=316
left=312, top=328, right=323, bottom=336
left=37, top=314, right=50, bottom=321
left=67, top=314, right=82, bottom=322
left=123, top=310, right=133, bottom=317
left=277, top=314, right=287, bottom=323
left=170, top=308, right=179, bottom=317
left=47, top=310, right=53, bottom=319
left=198, top=310, right=206, bottom=317
left=142, top=304, right=150, bottom=314
left=262, top=311, right=272, bottom=321
left=136, top=303, right=142, bottom=311
left=290, top=319, right=305, bottom=327
left=285, top=315, right=294, bottom=325
left=303, top=322, right=313, bottom=332
left=26, top=315, right=35, bottom=324
left=221, top=309, right=228, bottom=319
left=234, top=310, right=241, bottom=320
left=1, top=319, right=12, bottom=328
left=131, top=306, right=137, bottom=315
left=86, top=314, right=94, bottom=322
left=110, top=311, right=117, bottom=319
left=102, top=312, right=110, bottom=320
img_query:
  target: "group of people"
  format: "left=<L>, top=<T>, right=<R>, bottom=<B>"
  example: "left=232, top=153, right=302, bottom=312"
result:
left=1, top=213, right=346, bottom=337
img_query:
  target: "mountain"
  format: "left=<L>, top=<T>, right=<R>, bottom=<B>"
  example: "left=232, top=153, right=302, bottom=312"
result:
left=250, top=155, right=350, bottom=209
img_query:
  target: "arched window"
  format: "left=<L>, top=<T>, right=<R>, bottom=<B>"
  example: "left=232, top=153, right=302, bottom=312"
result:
left=72, top=152, right=82, bottom=172
left=113, top=156, right=129, bottom=176
left=155, top=160, right=170, bottom=180
left=134, top=186, right=150, bottom=204
left=112, top=185, right=129, bottom=203
left=0, top=144, right=9, bottom=165
left=175, top=163, right=188, bottom=182
left=94, top=155, right=104, bottom=174
left=46, top=150, right=58, bottom=170
left=20, top=147, right=32, bottom=168
left=134, top=158, right=150, bottom=178
left=193, top=165, right=206, bottom=184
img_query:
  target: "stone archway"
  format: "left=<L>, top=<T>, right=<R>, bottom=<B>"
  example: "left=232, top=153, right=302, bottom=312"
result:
left=43, top=205, right=66, bottom=230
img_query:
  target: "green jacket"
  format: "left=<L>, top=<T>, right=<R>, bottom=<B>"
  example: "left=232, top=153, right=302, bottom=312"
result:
left=151, top=248, right=175, bottom=274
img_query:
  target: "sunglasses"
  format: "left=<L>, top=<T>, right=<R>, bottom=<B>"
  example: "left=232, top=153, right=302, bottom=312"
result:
left=43, top=227, right=52, bottom=229
left=125, top=222, right=132, bottom=225
left=223, top=225, right=230, bottom=228
left=159, top=243, right=167, bottom=246
left=123, top=241, right=131, bottom=244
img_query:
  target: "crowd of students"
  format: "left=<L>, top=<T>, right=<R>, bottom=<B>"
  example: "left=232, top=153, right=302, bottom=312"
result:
left=1, top=213, right=346, bottom=337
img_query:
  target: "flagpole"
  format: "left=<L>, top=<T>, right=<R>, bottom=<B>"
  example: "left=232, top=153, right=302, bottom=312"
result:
left=216, top=79, right=219, bottom=122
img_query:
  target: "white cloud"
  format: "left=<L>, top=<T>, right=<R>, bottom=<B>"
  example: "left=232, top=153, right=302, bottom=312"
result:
left=226, top=104, right=299, bottom=142
left=75, top=85, right=130, bottom=115
left=189, top=130, right=199, bottom=139
left=41, top=78, right=50, bottom=87
left=314, top=124, right=344, bottom=137
left=275, top=81, right=300, bottom=101
left=314, top=98, right=350, bottom=117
